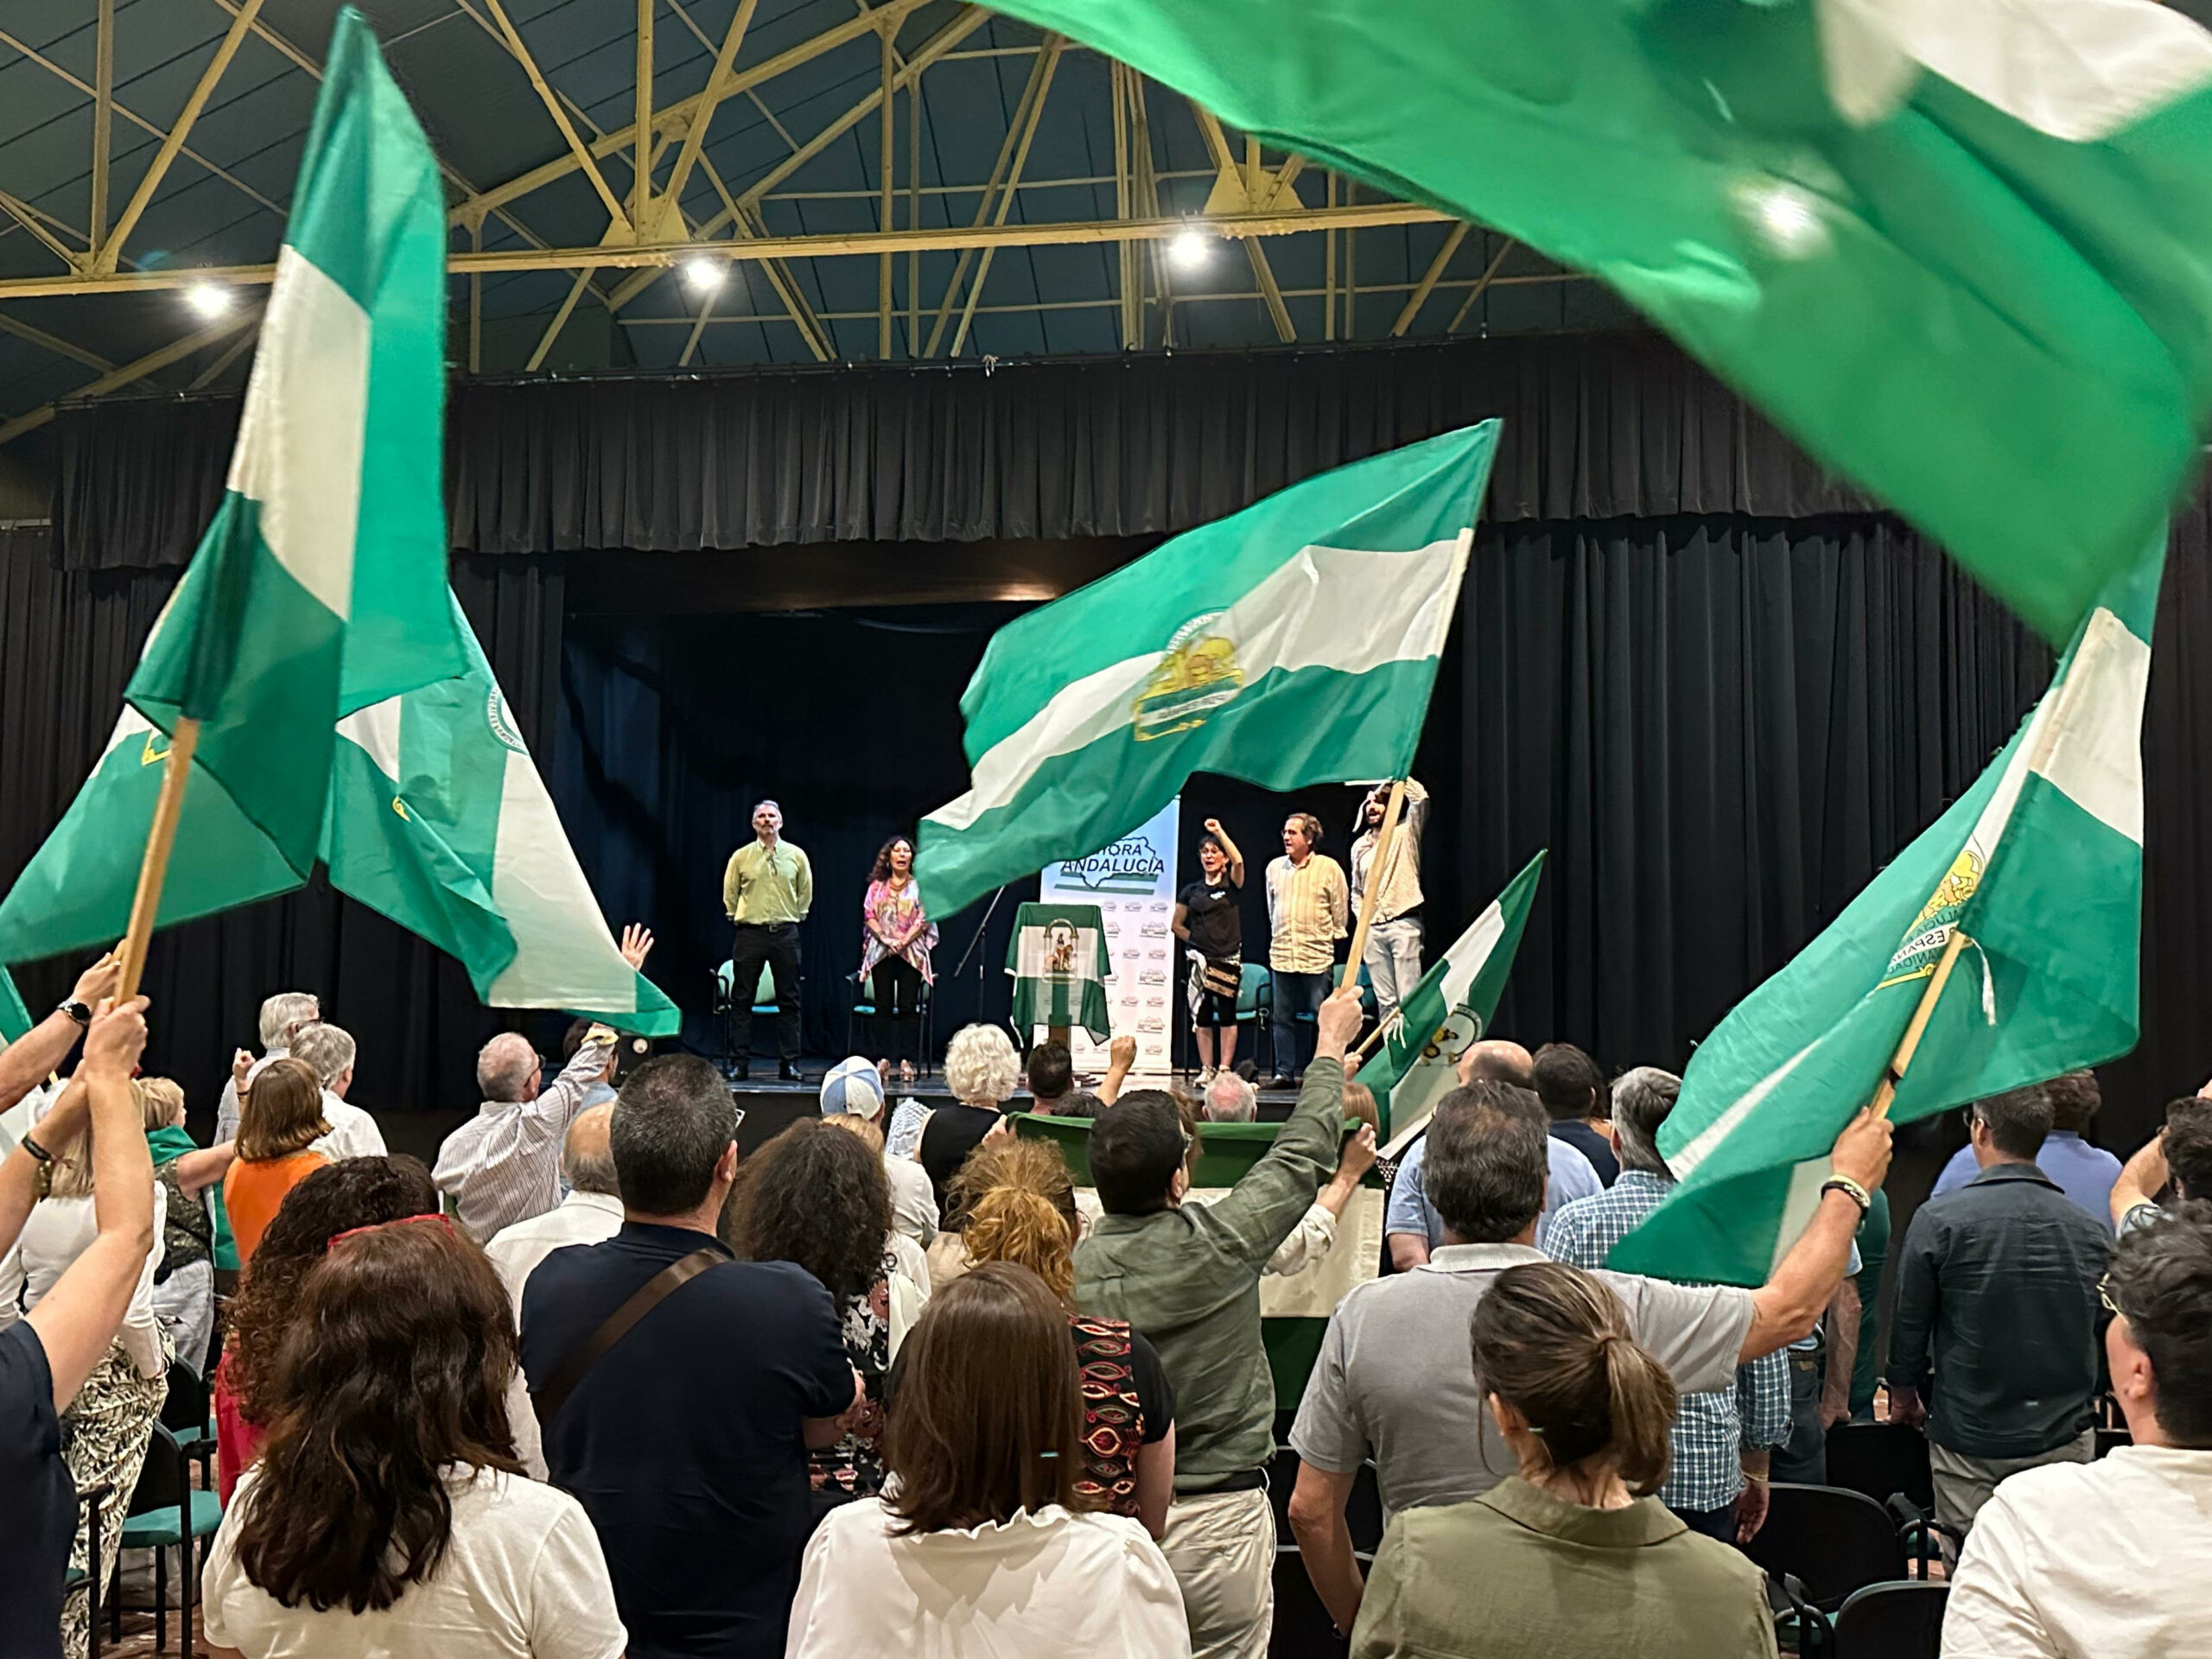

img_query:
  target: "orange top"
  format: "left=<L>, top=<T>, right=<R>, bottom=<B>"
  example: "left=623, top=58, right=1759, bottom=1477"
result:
left=222, top=1151, right=330, bottom=1267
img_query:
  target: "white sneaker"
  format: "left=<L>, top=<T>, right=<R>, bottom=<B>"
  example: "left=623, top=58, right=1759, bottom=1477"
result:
left=1195, top=1067, right=1216, bottom=1088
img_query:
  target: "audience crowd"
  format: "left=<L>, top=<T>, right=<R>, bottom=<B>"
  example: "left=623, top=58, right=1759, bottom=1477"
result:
left=3, top=947, right=2209, bottom=1659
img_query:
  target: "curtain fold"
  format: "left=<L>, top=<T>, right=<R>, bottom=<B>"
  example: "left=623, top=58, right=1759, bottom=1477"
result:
left=53, top=334, right=1872, bottom=569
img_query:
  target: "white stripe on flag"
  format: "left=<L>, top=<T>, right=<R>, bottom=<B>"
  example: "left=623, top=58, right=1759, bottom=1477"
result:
left=1667, top=1036, right=1820, bottom=1183
left=226, top=245, right=370, bottom=620
left=930, top=537, right=1465, bottom=832
left=336, top=697, right=404, bottom=780
left=486, top=749, right=643, bottom=1011
left=1767, top=1156, right=1834, bottom=1277
left=2031, top=607, right=2150, bottom=843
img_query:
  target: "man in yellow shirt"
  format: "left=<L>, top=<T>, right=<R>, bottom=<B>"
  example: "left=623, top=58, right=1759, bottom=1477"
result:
left=722, top=799, right=814, bottom=1081
left=1264, top=812, right=1348, bottom=1088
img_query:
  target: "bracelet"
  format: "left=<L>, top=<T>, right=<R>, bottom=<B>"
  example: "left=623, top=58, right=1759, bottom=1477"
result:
left=20, top=1133, right=54, bottom=1200
left=1822, top=1175, right=1872, bottom=1215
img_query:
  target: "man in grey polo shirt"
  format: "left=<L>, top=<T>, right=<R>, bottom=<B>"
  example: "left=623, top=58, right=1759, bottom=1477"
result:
left=1285, top=1079, right=1891, bottom=1636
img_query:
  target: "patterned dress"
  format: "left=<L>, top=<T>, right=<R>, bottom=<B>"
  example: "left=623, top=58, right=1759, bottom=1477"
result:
left=1071, top=1314, right=1147, bottom=1519
left=808, top=1248, right=896, bottom=1504
left=858, top=879, right=938, bottom=983
left=61, top=1338, right=169, bottom=1659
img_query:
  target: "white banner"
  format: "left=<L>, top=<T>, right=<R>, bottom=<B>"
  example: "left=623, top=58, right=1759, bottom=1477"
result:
left=1039, top=797, right=1179, bottom=1076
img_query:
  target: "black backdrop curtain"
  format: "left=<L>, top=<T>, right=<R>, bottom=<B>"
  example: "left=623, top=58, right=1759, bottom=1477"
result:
left=10, top=334, right=2209, bottom=1154
left=54, top=334, right=1871, bottom=569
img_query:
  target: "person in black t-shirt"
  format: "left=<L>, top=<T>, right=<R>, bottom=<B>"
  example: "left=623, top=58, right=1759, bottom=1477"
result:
left=1533, top=1041, right=1620, bottom=1185
left=522, top=1056, right=859, bottom=1659
left=1173, top=818, right=1247, bottom=1087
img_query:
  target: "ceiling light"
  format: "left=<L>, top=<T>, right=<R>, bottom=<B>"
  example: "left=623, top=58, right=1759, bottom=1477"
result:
left=682, top=256, right=725, bottom=293
left=1168, top=228, right=1211, bottom=271
left=184, top=282, right=232, bottom=319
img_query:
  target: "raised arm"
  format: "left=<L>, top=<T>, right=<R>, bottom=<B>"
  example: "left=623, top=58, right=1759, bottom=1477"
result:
left=1096, top=1035, right=1137, bottom=1107
left=27, top=998, right=156, bottom=1412
left=0, top=953, right=118, bottom=1114
left=2111, top=1131, right=2168, bottom=1228
left=1205, top=818, right=1246, bottom=887
left=1207, top=991, right=1363, bottom=1265
left=1740, top=1109, right=1892, bottom=1361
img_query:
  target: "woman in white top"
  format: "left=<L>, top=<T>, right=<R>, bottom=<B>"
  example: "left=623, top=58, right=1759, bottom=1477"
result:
left=0, top=1078, right=168, bottom=1659
left=200, top=1214, right=625, bottom=1659
left=787, top=1261, right=1191, bottom=1659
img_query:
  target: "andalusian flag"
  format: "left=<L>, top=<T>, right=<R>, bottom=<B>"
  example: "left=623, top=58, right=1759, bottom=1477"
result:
left=0, top=10, right=457, bottom=959
left=988, top=0, right=2212, bottom=646
left=327, top=594, right=679, bottom=1035
left=0, top=969, right=29, bottom=1045
left=917, top=425, right=1497, bottom=916
left=1611, top=542, right=2163, bottom=1286
left=1367, top=851, right=1546, bottom=1147
left=130, top=5, right=463, bottom=865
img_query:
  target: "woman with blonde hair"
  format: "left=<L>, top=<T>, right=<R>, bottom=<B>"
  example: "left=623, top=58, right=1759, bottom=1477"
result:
left=916, top=1023, right=1022, bottom=1211
left=936, top=1136, right=1177, bottom=1537
left=1351, top=1260, right=1775, bottom=1659
left=139, top=1075, right=232, bottom=1370
left=221, top=1057, right=330, bottom=1266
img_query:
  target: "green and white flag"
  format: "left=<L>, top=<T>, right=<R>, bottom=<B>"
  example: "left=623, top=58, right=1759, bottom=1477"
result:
left=129, top=5, right=463, bottom=868
left=1006, top=902, right=1113, bottom=1040
left=987, top=0, right=2212, bottom=646
left=1611, top=541, right=2164, bottom=1287
left=1366, top=851, right=1547, bottom=1148
left=918, top=425, right=1497, bottom=916
left=0, top=9, right=457, bottom=960
left=327, top=594, right=678, bottom=1036
left=0, top=967, right=29, bottom=1045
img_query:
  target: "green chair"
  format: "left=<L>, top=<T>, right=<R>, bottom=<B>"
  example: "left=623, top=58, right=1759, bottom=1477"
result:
left=712, top=960, right=782, bottom=1068
left=66, top=1482, right=110, bottom=1657
left=115, top=1424, right=222, bottom=1655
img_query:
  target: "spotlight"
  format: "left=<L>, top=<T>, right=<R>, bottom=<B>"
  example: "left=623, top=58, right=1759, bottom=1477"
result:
left=1168, top=228, right=1211, bottom=271
left=184, top=283, right=232, bottom=319
left=682, top=256, right=726, bottom=293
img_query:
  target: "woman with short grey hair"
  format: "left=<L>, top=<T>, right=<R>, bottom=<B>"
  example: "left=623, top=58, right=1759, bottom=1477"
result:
left=917, top=1026, right=1022, bottom=1215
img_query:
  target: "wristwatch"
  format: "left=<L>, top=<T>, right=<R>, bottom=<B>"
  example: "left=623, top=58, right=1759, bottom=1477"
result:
left=55, top=999, right=92, bottom=1026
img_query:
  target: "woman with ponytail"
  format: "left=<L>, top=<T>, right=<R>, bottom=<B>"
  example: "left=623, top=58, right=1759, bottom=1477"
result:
left=787, top=1263, right=1191, bottom=1658
left=911, top=1137, right=1178, bottom=1538
left=1350, top=1259, right=1777, bottom=1659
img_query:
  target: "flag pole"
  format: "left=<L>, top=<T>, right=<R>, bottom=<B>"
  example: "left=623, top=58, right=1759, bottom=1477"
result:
left=115, top=716, right=200, bottom=1001
left=1866, top=926, right=1973, bottom=1124
left=1342, top=778, right=1408, bottom=1014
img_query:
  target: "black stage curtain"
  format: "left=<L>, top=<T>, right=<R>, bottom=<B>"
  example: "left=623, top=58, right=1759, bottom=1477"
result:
left=54, top=333, right=1870, bottom=569
left=0, top=528, right=575, bottom=1137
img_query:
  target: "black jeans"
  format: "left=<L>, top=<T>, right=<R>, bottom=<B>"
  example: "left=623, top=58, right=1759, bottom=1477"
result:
left=870, top=957, right=924, bottom=1065
left=729, top=921, right=803, bottom=1064
left=1770, top=1347, right=1827, bottom=1485
left=1670, top=1501, right=1738, bottom=1543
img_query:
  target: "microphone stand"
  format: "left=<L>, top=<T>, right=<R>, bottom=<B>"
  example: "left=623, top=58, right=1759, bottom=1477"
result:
left=950, top=883, right=1013, bottom=1044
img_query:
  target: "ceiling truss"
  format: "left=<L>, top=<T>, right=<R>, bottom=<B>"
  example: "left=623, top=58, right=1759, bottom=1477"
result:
left=0, top=1, right=1586, bottom=445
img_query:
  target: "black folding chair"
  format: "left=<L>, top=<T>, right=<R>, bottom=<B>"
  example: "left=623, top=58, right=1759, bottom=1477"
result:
left=113, top=1423, right=222, bottom=1655
left=1833, top=1580, right=1947, bottom=1659
left=1822, top=1421, right=1933, bottom=1512
left=160, top=1357, right=214, bottom=1487
left=1743, top=1484, right=1907, bottom=1613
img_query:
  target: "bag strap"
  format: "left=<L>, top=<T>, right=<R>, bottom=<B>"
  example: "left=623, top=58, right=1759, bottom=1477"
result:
left=533, top=1246, right=723, bottom=1430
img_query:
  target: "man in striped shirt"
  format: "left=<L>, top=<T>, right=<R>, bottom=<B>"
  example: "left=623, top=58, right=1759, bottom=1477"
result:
left=1264, top=813, right=1348, bottom=1088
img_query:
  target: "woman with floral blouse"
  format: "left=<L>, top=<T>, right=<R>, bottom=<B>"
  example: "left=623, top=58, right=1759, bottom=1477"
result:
left=860, top=836, right=937, bottom=1082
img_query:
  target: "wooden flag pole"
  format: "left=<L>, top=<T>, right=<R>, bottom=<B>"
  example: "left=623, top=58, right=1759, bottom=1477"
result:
left=1341, top=779, right=1408, bottom=1009
left=1866, top=925, right=1973, bottom=1125
left=115, top=716, right=200, bottom=1001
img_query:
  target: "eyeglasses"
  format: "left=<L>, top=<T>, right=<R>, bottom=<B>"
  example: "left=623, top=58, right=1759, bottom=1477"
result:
left=2098, top=1271, right=2129, bottom=1319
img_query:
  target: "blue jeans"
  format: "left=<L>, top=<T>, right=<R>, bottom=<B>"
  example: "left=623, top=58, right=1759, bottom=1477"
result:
left=1269, top=969, right=1331, bottom=1078
left=1363, top=915, right=1424, bottom=1025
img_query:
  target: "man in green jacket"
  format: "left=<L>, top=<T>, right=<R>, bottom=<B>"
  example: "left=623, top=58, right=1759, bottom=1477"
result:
left=1075, top=987, right=1364, bottom=1659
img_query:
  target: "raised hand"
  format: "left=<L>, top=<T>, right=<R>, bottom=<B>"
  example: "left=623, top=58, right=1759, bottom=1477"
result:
left=70, top=951, right=122, bottom=1009
left=620, top=924, right=655, bottom=970
left=82, top=995, right=150, bottom=1078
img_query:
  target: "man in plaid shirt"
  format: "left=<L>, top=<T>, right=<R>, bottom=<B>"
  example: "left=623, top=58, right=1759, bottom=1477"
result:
left=1546, top=1066, right=1796, bottom=1542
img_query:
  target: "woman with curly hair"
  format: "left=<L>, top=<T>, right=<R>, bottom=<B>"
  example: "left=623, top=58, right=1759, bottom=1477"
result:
left=858, top=836, right=937, bottom=1082
left=201, top=1216, right=626, bottom=1659
left=921, top=1136, right=1176, bottom=1538
left=214, top=1154, right=439, bottom=1501
left=728, top=1118, right=926, bottom=1522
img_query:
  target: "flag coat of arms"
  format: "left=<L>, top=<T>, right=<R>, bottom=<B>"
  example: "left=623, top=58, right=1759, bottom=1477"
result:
left=918, top=425, right=1498, bottom=918
left=1364, top=851, right=1547, bottom=1147
left=1611, top=541, right=2163, bottom=1286
left=983, top=0, right=2212, bottom=648
left=1007, top=902, right=1114, bottom=1040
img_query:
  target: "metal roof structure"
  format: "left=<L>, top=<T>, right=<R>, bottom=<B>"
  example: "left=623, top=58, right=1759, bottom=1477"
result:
left=0, top=0, right=1629, bottom=444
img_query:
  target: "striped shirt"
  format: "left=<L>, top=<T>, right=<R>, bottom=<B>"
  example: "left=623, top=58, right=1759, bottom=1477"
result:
left=1264, top=853, right=1349, bottom=974
left=1544, top=1170, right=1791, bottom=1512
left=432, top=1036, right=615, bottom=1243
